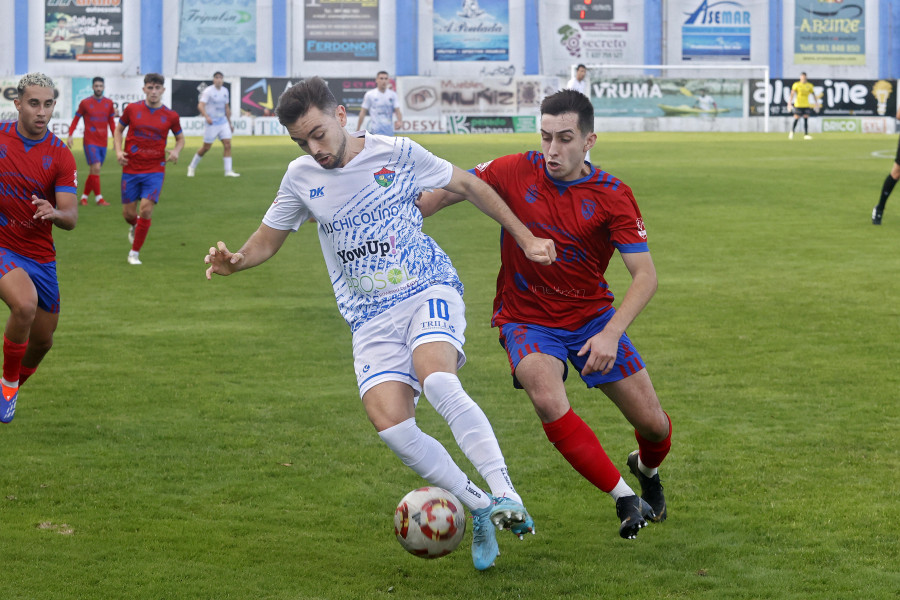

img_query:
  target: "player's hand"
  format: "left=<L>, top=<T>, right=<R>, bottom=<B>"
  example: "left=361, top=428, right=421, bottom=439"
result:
left=205, top=241, right=244, bottom=279
left=66, top=136, right=74, bottom=148
left=206, top=116, right=214, bottom=125
left=117, top=151, right=128, bottom=167
left=576, top=329, right=619, bottom=376
left=166, top=150, right=180, bottom=164
left=787, top=104, right=792, bottom=111
left=522, top=236, right=556, bottom=266
left=31, top=195, right=57, bottom=222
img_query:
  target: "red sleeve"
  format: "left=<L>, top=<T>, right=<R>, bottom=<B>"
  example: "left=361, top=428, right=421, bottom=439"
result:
left=55, top=145, right=78, bottom=195
left=69, top=99, right=85, bottom=131
left=472, top=153, right=521, bottom=199
left=606, top=183, right=648, bottom=249
left=108, top=100, right=117, bottom=134
left=170, top=112, right=182, bottom=136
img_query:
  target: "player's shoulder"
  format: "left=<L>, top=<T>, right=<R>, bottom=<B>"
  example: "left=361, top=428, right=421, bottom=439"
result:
left=582, top=167, right=634, bottom=200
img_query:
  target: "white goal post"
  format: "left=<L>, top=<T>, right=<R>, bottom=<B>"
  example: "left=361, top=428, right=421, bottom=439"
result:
left=574, top=64, right=772, bottom=133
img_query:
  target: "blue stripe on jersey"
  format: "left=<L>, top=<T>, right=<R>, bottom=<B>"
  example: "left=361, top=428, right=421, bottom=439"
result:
left=0, top=122, right=14, bottom=133
left=359, top=369, right=418, bottom=388
left=56, top=185, right=76, bottom=194
left=526, top=151, right=544, bottom=167
left=597, top=171, right=622, bottom=191
left=615, top=241, right=649, bottom=253
left=413, top=330, right=462, bottom=345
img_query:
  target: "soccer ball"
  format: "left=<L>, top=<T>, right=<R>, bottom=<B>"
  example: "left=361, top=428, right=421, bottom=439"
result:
left=393, top=487, right=466, bottom=558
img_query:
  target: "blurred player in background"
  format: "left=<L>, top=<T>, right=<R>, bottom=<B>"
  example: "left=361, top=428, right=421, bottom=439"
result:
left=67, top=76, right=116, bottom=206
left=0, top=73, right=78, bottom=423
left=113, top=73, right=184, bottom=266
left=871, top=102, right=900, bottom=224
left=418, top=89, right=672, bottom=540
left=356, top=71, right=402, bottom=135
left=788, top=72, right=820, bottom=140
left=187, top=72, right=239, bottom=178
left=566, top=65, right=591, bottom=163
left=205, top=77, right=555, bottom=571
left=566, top=64, right=588, bottom=96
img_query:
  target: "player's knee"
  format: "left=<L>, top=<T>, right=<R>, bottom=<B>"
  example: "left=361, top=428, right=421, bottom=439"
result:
left=423, top=372, right=471, bottom=413
left=8, top=299, right=38, bottom=325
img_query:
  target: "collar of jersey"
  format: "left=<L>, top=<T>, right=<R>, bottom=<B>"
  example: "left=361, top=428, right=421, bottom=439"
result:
left=544, top=162, right=597, bottom=194
left=15, top=123, right=49, bottom=152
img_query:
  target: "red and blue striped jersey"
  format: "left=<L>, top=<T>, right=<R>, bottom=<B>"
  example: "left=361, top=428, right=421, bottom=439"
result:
left=0, top=122, right=77, bottom=262
left=70, top=96, right=116, bottom=147
left=119, top=101, right=182, bottom=174
left=471, top=151, right=649, bottom=331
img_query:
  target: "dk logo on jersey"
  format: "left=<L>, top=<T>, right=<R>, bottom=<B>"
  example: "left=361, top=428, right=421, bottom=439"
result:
left=374, top=167, right=395, bottom=188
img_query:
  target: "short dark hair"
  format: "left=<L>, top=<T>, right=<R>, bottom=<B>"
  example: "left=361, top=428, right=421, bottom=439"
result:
left=377, top=71, right=389, bottom=77
left=276, top=77, right=337, bottom=127
left=576, top=64, right=587, bottom=71
left=213, top=71, right=223, bottom=78
left=541, top=89, right=594, bottom=135
left=92, top=76, right=104, bottom=85
left=144, top=73, right=164, bottom=86
left=801, top=71, right=807, bottom=76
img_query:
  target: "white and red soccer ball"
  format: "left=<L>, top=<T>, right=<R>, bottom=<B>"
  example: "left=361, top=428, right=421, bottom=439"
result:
left=394, top=487, right=466, bottom=558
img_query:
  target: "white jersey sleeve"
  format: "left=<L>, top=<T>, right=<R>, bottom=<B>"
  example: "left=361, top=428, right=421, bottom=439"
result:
left=262, top=161, right=314, bottom=231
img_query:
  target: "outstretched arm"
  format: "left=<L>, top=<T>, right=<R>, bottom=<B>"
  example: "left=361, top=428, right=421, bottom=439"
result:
left=416, top=188, right=466, bottom=217
left=205, top=223, right=291, bottom=279
left=576, top=251, right=657, bottom=375
left=442, top=166, right=556, bottom=265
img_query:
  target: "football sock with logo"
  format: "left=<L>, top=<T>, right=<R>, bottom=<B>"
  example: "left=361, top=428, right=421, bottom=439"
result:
left=542, top=408, right=621, bottom=493
left=878, top=174, right=898, bottom=210
left=423, top=372, right=520, bottom=503
left=378, top=417, right=491, bottom=511
left=224, top=157, right=233, bottom=173
left=189, top=153, right=202, bottom=169
left=635, top=412, right=672, bottom=473
left=132, top=218, right=151, bottom=252
left=18, top=365, right=37, bottom=386
left=2, top=336, right=27, bottom=390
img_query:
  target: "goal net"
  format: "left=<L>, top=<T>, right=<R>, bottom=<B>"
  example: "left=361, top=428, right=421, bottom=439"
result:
left=574, top=64, right=772, bottom=133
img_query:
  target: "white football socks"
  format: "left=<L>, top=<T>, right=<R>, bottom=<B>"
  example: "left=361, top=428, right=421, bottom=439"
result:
left=378, top=417, right=491, bottom=511
left=189, top=154, right=202, bottom=169
left=423, top=372, right=521, bottom=504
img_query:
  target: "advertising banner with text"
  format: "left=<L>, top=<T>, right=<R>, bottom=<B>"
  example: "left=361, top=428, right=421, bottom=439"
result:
left=751, top=78, right=894, bottom=117
left=178, top=0, right=257, bottom=63
left=433, top=0, right=509, bottom=61
left=305, top=0, right=379, bottom=61
left=44, top=0, right=123, bottom=62
left=794, top=0, right=865, bottom=65
left=591, top=78, right=744, bottom=118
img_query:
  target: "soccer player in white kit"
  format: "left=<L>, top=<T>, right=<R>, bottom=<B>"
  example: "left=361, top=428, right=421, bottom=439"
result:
left=205, top=77, right=557, bottom=571
left=356, top=71, right=402, bottom=135
left=187, top=72, right=239, bottom=177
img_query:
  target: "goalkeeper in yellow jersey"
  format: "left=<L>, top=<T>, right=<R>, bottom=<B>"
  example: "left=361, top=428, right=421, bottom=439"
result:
left=787, top=72, right=820, bottom=140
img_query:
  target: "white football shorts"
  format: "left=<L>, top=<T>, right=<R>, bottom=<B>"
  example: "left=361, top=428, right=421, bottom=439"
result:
left=351, top=284, right=467, bottom=399
left=203, top=121, right=232, bottom=144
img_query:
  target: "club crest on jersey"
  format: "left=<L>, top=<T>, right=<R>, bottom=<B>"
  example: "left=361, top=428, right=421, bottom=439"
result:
left=42, top=155, right=53, bottom=170
left=636, top=217, right=647, bottom=239
left=525, top=184, right=539, bottom=204
left=581, top=199, right=596, bottom=220
left=374, top=167, right=395, bottom=188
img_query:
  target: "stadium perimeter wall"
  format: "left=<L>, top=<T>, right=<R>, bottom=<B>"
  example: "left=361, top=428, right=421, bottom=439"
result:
left=1, top=1, right=898, bottom=134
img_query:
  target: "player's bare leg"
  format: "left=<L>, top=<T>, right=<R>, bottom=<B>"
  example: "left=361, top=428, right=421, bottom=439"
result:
left=517, top=352, right=653, bottom=537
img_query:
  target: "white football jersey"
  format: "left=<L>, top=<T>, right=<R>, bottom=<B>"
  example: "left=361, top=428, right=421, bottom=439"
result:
left=263, top=132, right=462, bottom=332
left=199, top=84, right=229, bottom=125
left=361, top=88, right=399, bottom=135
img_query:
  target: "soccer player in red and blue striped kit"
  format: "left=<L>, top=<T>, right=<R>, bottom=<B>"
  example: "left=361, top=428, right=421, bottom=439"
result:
left=113, top=73, right=184, bottom=265
left=0, top=73, right=79, bottom=423
left=418, top=89, right=672, bottom=540
left=67, top=76, right=117, bottom=206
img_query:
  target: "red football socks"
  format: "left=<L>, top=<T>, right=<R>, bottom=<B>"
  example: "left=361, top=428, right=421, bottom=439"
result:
left=542, top=408, right=621, bottom=493
left=2, top=336, right=27, bottom=385
left=634, top=412, right=672, bottom=469
left=131, top=218, right=151, bottom=251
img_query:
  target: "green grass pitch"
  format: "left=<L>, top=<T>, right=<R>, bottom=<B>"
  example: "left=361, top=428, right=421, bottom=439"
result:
left=1, top=131, right=898, bottom=599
